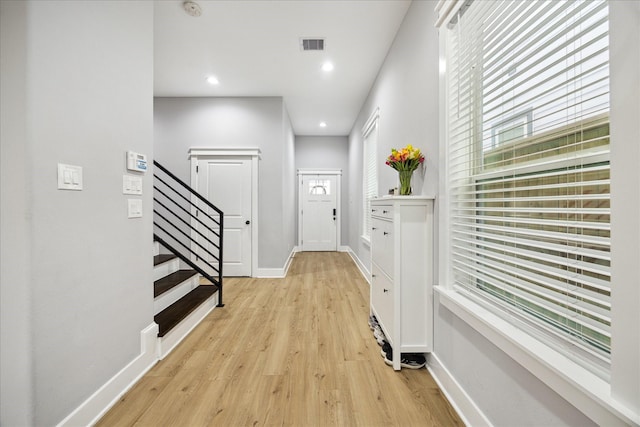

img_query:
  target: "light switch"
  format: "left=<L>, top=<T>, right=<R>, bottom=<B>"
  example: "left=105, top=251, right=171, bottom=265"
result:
left=128, top=199, right=142, bottom=218
left=58, top=164, right=83, bottom=190
left=123, top=175, right=143, bottom=195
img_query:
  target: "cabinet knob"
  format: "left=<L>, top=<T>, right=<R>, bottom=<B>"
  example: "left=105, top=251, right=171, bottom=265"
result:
left=383, top=289, right=389, bottom=293
left=383, top=210, right=388, bottom=214
left=383, top=231, right=389, bottom=235
left=372, top=227, right=377, bottom=230
left=372, top=274, right=376, bottom=278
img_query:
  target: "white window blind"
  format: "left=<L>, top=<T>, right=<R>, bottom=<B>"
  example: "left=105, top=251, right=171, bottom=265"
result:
left=363, top=110, right=379, bottom=240
left=447, top=0, right=611, bottom=360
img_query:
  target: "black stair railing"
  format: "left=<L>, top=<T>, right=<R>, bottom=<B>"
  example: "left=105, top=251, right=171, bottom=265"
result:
left=153, top=160, right=224, bottom=307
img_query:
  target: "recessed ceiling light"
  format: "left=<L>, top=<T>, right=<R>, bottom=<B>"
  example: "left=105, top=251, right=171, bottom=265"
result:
left=321, top=62, right=334, bottom=72
left=319, top=122, right=327, bottom=128
left=206, top=76, right=219, bottom=85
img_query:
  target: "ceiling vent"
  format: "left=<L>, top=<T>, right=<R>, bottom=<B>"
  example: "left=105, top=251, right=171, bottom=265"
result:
left=300, top=38, right=325, bottom=51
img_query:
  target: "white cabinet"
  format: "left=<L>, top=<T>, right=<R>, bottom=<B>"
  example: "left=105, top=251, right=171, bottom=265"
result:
left=370, top=196, right=434, bottom=370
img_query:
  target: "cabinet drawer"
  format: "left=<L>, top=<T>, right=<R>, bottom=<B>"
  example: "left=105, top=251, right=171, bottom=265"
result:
left=371, top=218, right=394, bottom=278
left=371, top=264, right=394, bottom=342
left=371, top=204, right=393, bottom=220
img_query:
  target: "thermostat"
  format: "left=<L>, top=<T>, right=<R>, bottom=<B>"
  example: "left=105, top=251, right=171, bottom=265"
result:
left=127, top=151, right=147, bottom=173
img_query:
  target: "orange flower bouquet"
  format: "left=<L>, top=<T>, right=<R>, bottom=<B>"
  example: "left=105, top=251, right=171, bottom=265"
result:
left=385, top=144, right=425, bottom=195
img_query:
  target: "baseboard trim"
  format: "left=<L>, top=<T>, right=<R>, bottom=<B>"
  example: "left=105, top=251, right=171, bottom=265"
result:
left=427, top=352, right=492, bottom=427
left=256, top=268, right=285, bottom=278
left=256, top=248, right=296, bottom=278
left=283, top=248, right=295, bottom=276
left=345, top=246, right=370, bottom=283
left=56, top=323, right=159, bottom=427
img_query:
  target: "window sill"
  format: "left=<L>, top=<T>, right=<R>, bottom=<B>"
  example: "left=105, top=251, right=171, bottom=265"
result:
left=434, top=285, right=637, bottom=426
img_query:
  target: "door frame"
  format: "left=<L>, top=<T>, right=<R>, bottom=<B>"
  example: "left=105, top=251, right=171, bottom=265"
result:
left=297, top=169, right=342, bottom=251
left=189, top=147, right=260, bottom=277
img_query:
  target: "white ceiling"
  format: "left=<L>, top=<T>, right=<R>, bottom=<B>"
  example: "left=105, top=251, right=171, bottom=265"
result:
left=154, top=0, right=411, bottom=136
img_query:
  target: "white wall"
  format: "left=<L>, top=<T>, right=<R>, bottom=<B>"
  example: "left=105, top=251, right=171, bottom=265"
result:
left=0, top=1, right=154, bottom=425
left=434, top=295, right=596, bottom=426
left=348, top=0, right=439, bottom=273
left=282, top=106, right=297, bottom=260
left=295, top=135, right=350, bottom=245
left=153, top=97, right=296, bottom=270
left=347, top=1, right=603, bottom=425
left=0, top=2, right=32, bottom=424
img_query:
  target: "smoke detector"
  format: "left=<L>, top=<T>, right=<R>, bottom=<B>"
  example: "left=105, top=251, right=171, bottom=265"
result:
left=183, top=1, right=202, bottom=17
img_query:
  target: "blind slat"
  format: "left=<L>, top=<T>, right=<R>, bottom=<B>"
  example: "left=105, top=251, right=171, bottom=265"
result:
left=453, top=223, right=610, bottom=260
left=446, top=0, right=611, bottom=357
left=452, top=234, right=611, bottom=283
left=451, top=253, right=611, bottom=319
left=452, top=260, right=611, bottom=331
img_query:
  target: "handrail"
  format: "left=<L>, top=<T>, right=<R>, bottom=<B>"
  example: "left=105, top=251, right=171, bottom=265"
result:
left=153, top=160, right=224, bottom=307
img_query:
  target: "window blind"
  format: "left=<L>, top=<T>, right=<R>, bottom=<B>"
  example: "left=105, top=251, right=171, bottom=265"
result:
left=447, top=0, right=611, bottom=359
left=363, top=111, right=379, bottom=240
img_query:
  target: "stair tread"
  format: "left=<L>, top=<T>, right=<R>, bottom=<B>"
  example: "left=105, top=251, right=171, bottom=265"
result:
left=154, top=270, right=198, bottom=298
left=154, top=254, right=176, bottom=266
left=155, top=286, right=218, bottom=337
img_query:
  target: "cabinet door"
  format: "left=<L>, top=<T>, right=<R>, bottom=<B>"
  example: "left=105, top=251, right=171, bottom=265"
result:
left=371, top=263, right=395, bottom=343
left=371, top=218, right=394, bottom=278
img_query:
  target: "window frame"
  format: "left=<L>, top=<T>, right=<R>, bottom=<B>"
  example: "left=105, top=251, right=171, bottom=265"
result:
left=436, top=1, right=639, bottom=425
left=361, top=108, right=380, bottom=244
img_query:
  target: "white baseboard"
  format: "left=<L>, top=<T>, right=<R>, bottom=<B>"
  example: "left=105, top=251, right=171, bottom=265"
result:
left=345, top=246, right=370, bottom=283
left=261, top=247, right=364, bottom=280
left=57, top=323, right=159, bottom=427
left=256, top=268, right=286, bottom=278
left=283, top=248, right=295, bottom=276
left=427, top=352, right=492, bottom=427
left=256, top=248, right=296, bottom=278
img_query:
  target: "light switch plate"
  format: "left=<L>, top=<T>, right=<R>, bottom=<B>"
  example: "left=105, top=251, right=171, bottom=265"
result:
left=123, top=175, right=143, bottom=195
left=128, top=199, right=142, bottom=218
left=58, top=163, right=83, bottom=190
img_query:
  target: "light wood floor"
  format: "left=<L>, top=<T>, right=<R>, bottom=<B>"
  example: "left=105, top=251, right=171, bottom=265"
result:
left=97, top=252, right=463, bottom=426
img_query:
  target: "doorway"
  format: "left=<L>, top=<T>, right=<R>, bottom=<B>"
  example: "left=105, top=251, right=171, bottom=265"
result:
left=298, top=170, right=341, bottom=251
left=190, top=148, right=259, bottom=277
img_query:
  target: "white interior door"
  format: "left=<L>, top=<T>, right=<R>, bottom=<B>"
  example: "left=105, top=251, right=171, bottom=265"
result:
left=300, top=174, right=338, bottom=251
left=197, top=158, right=252, bottom=276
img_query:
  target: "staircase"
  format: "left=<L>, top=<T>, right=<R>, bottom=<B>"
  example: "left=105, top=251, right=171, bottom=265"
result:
left=153, top=241, right=218, bottom=358
left=153, top=160, right=224, bottom=359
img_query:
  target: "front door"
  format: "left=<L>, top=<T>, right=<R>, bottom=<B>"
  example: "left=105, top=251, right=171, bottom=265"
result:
left=300, top=173, right=339, bottom=251
left=197, top=158, right=252, bottom=276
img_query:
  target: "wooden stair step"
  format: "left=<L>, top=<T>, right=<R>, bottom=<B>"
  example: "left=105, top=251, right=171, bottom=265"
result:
left=155, top=286, right=218, bottom=337
left=154, top=254, right=176, bottom=266
left=154, top=270, right=198, bottom=298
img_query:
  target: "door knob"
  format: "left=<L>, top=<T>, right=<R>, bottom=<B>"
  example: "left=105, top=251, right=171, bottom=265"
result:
left=245, top=220, right=251, bottom=225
